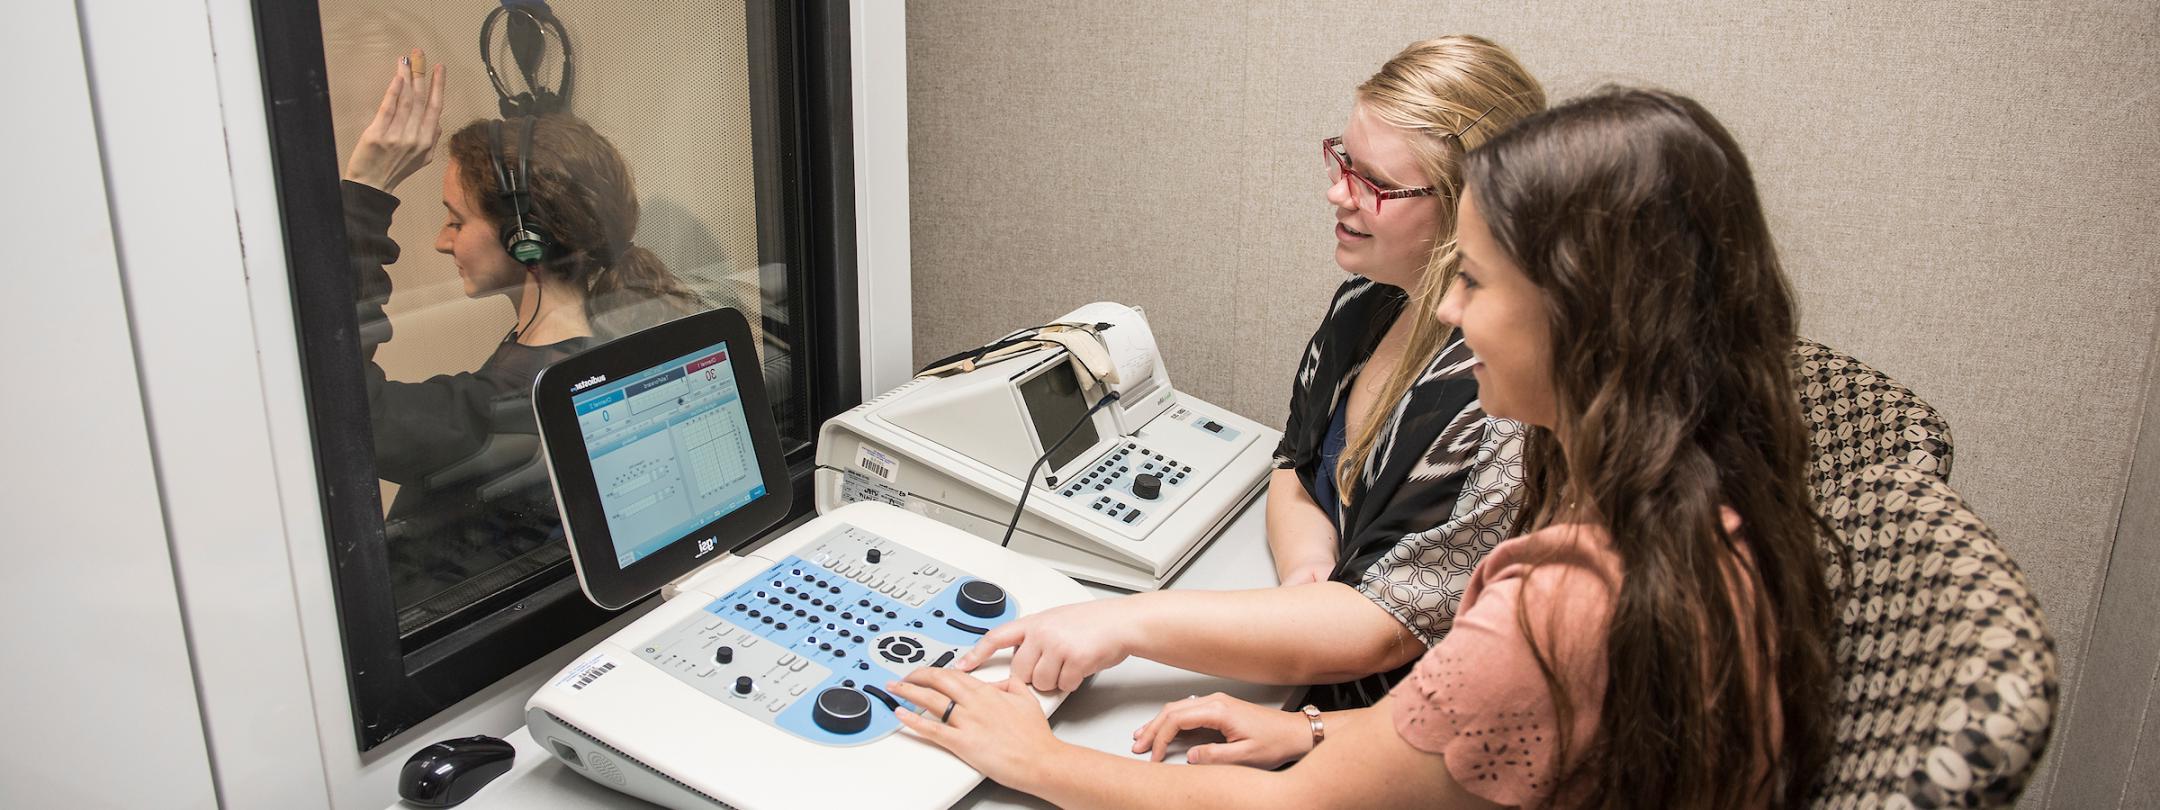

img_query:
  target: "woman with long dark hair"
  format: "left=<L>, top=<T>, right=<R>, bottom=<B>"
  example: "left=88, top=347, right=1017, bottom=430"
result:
left=341, top=53, right=701, bottom=623
left=882, top=87, right=1838, bottom=809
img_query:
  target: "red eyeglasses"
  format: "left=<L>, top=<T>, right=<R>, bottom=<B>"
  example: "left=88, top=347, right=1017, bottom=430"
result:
left=1322, top=136, right=1437, bottom=214
left=1321, top=104, right=1498, bottom=214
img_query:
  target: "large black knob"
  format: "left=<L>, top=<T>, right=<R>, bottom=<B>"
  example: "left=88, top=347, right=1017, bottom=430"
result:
left=1132, top=473, right=1162, bottom=500
left=732, top=676, right=754, bottom=696
left=867, top=548, right=882, bottom=564
left=812, top=687, right=873, bottom=734
left=714, top=646, right=734, bottom=665
left=957, top=580, right=1008, bottom=619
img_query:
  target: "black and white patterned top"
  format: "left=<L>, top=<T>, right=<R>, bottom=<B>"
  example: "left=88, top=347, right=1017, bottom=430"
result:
left=1275, top=276, right=1527, bottom=707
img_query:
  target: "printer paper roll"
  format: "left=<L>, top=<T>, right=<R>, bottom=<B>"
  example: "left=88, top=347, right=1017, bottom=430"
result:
left=1059, top=302, right=1159, bottom=399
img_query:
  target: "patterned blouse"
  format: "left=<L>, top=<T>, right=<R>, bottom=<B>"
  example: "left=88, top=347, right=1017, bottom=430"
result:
left=1274, top=276, right=1526, bottom=707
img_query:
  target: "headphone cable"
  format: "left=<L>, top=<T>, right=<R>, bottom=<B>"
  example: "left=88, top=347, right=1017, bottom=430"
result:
left=507, top=272, right=543, bottom=343
left=999, top=390, right=1120, bottom=548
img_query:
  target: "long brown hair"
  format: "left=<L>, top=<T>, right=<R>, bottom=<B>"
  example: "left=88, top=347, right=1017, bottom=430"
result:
left=447, top=115, right=701, bottom=331
left=1335, top=36, right=1545, bottom=501
left=1462, top=88, right=1836, bottom=808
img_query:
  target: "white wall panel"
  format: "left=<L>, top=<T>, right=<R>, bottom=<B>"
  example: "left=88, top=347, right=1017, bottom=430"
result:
left=0, top=2, right=217, bottom=806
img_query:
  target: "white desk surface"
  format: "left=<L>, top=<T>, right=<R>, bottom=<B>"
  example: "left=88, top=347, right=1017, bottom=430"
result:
left=436, top=497, right=1290, bottom=810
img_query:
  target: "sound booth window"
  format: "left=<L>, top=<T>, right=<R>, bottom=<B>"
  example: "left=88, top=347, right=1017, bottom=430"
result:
left=260, top=0, right=858, bottom=749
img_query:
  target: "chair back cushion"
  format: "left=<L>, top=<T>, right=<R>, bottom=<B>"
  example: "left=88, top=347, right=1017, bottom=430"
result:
left=1795, top=339, right=1955, bottom=502
left=1811, top=462, right=2055, bottom=808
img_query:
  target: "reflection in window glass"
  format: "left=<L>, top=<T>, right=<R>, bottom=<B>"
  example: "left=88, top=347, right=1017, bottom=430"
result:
left=318, top=1, right=787, bottom=638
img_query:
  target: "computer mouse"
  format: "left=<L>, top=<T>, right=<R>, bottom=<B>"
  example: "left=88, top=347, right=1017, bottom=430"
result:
left=399, top=734, right=516, bottom=807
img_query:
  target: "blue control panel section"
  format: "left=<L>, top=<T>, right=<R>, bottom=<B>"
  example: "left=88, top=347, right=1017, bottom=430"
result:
left=632, top=523, right=1019, bottom=746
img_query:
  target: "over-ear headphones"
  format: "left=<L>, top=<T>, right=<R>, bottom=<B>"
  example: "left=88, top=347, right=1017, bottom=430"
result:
left=480, top=2, right=574, bottom=120
left=488, top=117, right=554, bottom=265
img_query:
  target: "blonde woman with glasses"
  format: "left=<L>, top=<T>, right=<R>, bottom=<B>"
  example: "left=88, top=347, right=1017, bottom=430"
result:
left=950, top=35, right=1546, bottom=747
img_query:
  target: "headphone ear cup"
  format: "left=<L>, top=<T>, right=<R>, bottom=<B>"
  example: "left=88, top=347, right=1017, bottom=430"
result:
left=503, top=222, right=553, bottom=265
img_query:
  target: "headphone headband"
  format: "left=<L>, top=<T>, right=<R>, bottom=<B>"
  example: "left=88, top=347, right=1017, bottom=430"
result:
left=480, top=3, right=575, bottom=119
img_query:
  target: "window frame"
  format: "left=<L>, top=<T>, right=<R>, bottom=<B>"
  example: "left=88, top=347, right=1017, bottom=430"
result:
left=252, top=0, right=860, bottom=751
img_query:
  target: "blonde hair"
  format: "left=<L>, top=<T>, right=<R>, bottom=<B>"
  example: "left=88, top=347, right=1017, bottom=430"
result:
left=1335, top=36, right=1545, bottom=501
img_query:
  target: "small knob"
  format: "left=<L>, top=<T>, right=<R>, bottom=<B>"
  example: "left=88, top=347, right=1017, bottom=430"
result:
left=733, top=676, right=754, bottom=696
left=866, top=548, right=882, bottom=564
left=957, top=580, right=1008, bottom=619
left=812, top=687, right=873, bottom=734
left=1132, top=473, right=1162, bottom=500
left=714, top=646, right=734, bottom=665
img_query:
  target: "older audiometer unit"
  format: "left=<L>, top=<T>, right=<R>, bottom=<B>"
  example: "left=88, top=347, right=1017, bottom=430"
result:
left=524, top=308, right=1093, bottom=809
left=814, top=302, right=1280, bottom=591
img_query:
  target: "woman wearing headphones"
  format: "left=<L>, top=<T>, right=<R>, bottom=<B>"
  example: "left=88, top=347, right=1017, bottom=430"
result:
left=340, top=53, right=700, bottom=616
left=894, top=87, right=1839, bottom=810
left=957, top=35, right=1544, bottom=711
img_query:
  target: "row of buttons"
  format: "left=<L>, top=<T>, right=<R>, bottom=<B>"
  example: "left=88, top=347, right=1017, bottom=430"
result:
left=825, top=557, right=931, bottom=607
left=720, top=563, right=914, bottom=665
left=1122, top=439, right=1196, bottom=487
left=1089, top=495, right=1145, bottom=525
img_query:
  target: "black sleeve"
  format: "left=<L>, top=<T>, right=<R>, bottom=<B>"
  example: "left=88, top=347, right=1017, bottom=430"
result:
left=1274, top=280, right=1355, bottom=471
left=363, top=368, right=504, bottom=486
left=1274, top=333, right=1324, bottom=471
left=340, top=180, right=496, bottom=485
left=342, top=180, right=400, bottom=360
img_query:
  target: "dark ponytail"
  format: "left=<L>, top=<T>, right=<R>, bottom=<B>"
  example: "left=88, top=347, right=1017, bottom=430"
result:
left=589, top=244, right=701, bottom=317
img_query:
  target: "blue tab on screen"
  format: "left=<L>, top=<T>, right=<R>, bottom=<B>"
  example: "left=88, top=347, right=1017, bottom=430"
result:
left=575, top=389, right=625, bottom=415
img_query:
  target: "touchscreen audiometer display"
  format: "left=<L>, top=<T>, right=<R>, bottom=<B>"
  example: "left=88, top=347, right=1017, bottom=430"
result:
left=1019, top=364, right=1098, bottom=471
left=571, top=342, right=767, bottom=567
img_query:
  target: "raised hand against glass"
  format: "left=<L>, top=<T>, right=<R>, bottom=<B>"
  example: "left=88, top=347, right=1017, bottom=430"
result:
left=343, top=49, right=446, bottom=193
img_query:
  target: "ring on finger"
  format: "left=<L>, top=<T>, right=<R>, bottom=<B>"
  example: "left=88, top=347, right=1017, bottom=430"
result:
left=940, top=700, right=959, bottom=723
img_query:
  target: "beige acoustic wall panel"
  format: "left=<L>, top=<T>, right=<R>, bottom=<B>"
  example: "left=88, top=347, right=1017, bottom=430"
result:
left=908, top=2, right=2160, bottom=807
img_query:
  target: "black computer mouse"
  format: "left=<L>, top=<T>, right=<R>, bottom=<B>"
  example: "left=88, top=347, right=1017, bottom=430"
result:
left=399, top=734, right=515, bottom=807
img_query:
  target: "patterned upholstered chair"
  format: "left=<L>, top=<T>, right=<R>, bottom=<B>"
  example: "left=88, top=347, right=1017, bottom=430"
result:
left=1794, top=339, right=1955, bottom=502
left=1810, top=462, right=2057, bottom=808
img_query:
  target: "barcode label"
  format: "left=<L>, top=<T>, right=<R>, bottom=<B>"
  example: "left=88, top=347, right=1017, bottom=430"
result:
left=854, top=445, right=900, bottom=482
left=571, top=662, right=615, bottom=690
left=553, top=652, right=620, bottom=693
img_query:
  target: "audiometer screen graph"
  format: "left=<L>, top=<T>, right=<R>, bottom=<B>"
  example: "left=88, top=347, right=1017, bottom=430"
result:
left=573, top=341, right=767, bottom=568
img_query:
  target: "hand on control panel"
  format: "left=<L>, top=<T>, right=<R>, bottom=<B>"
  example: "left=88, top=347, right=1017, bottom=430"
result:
left=886, top=667, right=1061, bottom=792
left=951, top=600, right=1137, bottom=693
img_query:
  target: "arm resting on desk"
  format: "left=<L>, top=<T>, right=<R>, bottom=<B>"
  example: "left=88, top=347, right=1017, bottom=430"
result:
left=891, top=670, right=1500, bottom=810
left=1122, top=583, right=1417, bottom=685
left=959, top=582, right=1417, bottom=691
left=1266, top=469, right=1340, bottom=586
left=1021, top=704, right=1499, bottom=810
